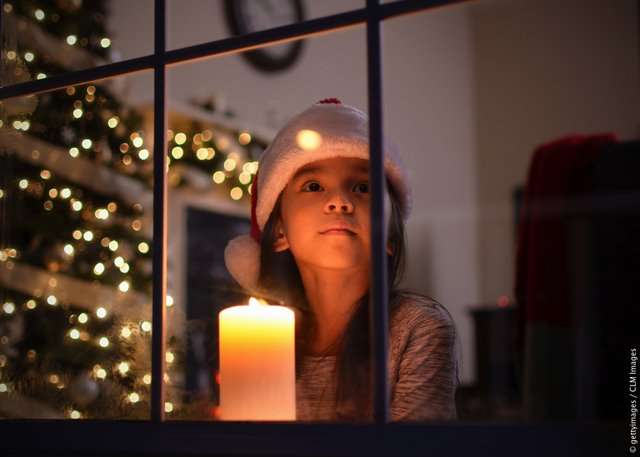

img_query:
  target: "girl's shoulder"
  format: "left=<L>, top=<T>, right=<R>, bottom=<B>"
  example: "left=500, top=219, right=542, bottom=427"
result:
left=389, top=290, right=456, bottom=335
left=388, top=290, right=458, bottom=377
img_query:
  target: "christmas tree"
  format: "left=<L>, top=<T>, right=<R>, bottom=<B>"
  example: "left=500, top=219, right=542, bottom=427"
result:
left=0, top=0, right=265, bottom=419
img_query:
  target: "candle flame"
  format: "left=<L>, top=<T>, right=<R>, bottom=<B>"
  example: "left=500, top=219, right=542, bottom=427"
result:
left=248, top=297, right=268, bottom=307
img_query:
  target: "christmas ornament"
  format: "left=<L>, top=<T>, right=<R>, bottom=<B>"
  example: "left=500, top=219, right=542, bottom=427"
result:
left=69, top=372, right=100, bottom=406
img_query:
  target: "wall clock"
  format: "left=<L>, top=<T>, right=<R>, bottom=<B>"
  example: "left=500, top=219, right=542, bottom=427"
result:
left=223, top=0, right=306, bottom=73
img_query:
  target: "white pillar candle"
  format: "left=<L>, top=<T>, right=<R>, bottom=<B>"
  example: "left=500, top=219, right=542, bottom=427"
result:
left=218, top=297, right=296, bottom=420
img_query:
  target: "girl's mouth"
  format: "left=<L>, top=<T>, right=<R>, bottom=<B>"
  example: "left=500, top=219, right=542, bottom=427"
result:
left=319, top=222, right=356, bottom=235
left=321, top=229, right=355, bottom=235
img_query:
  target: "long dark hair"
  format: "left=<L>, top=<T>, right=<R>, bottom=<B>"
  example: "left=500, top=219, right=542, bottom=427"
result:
left=257, top=177, right=459, bottom=421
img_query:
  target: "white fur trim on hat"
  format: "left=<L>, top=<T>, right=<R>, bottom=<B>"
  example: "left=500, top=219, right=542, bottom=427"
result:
left=223, top=234, right=261, bottom=293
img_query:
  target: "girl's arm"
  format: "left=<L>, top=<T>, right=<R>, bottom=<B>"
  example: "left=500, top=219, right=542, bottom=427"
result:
left=390, top=306, right=458, bottom=422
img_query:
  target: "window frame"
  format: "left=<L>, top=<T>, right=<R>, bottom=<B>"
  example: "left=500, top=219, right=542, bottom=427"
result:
left=0, top=0, right=623, bottom=455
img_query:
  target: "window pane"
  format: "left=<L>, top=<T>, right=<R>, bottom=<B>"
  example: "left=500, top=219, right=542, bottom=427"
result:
left=0, top=70, right=154, bottom=419
left=165, top=25, right=373, bottom=422
left=166, top=0, right=363, bottom=54
left=0, top=0, right=153, bottom=87
left=383, top=0, right=639, bottom=423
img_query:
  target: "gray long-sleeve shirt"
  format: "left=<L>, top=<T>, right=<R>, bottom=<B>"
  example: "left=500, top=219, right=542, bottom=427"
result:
left=296, top=295, right=459, bottom=422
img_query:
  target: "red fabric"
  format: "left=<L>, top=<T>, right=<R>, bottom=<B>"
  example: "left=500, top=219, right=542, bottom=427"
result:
left=317, top=98, right=342, bottom=105
left=514, top=133, right=618, bottom=351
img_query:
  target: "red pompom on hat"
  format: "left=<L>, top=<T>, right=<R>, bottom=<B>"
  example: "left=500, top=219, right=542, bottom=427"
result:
left=317, top=98, right=342, bottom=104
left=224, top=98, right=412, bottom=293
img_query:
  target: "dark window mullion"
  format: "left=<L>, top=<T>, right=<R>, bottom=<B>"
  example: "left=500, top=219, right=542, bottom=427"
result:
left=366, top=0, right=390, bottom=424
left=151, top=0, right=168, bottom=423
left=0, top=8, right=369, bottom=100
left=0, top=1, right=461, bottom=102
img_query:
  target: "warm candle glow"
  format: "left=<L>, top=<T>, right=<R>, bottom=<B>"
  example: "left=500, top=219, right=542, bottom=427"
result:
left=218, top=297, right=295, bottom=420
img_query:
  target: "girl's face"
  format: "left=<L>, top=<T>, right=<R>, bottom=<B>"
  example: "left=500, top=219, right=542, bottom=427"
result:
left=272, top=157, right=392, bottom=271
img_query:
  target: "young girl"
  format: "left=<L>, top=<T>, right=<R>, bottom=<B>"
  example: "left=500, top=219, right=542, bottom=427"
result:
left=224, top=98, right=460, bottom=422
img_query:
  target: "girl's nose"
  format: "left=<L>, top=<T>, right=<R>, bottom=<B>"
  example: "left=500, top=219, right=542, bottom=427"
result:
left=324, top=191, right=354, bottom=214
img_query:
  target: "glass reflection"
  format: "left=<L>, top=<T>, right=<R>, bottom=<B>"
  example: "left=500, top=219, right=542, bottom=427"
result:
left=166, top=0, right=364, bottom=54
left=0, top=71, right=154, bottom=419
left=0, top=0, right=153, bottom=86
left=165, top=23, right=377, bottom=421
left=383, top=0, right=639, bottom=423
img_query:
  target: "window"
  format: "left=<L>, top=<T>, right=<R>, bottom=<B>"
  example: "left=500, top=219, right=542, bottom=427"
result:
left=0, top=0, right=630, bottom=455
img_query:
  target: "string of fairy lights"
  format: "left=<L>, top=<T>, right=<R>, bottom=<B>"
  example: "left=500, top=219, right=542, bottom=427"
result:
left=0, top=285, right=171, bottom=419
left=3, top=1, right=263, bottom=199
left=0, top=0, right=261, bottom=419
left=3, top=1, right=111, bottom=55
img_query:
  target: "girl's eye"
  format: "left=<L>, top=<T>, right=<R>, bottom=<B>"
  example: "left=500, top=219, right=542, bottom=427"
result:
left=353, top=182, right=369, bottom=193
left=301, top=181, right=368, bottom=193
left=302, top=181, right=323, bottom=192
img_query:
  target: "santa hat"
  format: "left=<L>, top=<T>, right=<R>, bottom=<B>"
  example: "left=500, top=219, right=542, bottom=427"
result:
left=224, top=98, right=412, bottom=292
